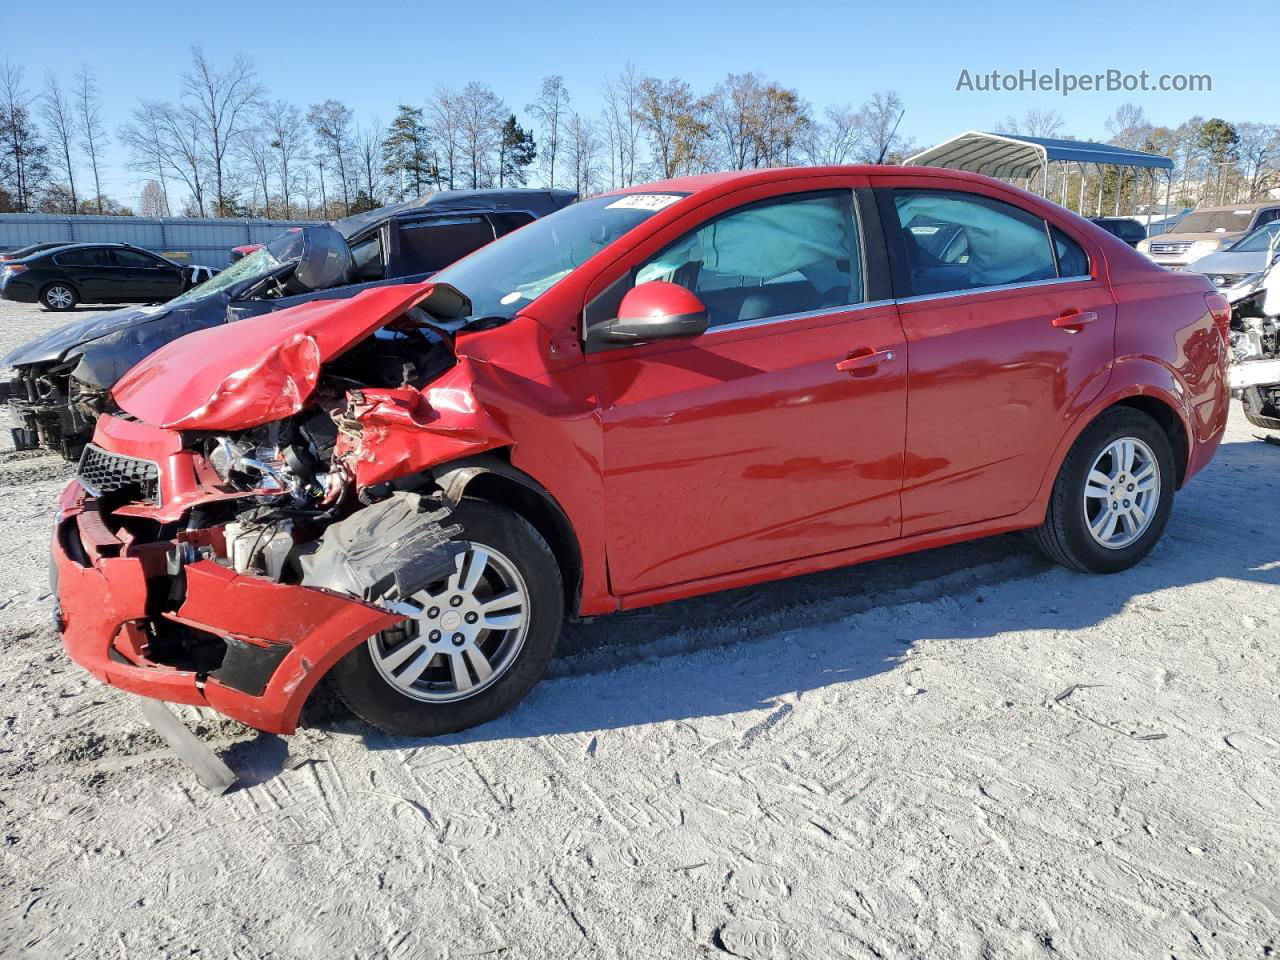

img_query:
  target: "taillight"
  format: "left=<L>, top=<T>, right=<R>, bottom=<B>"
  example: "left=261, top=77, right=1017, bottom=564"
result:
left=1, top=264, right=26, bottom=276
left=1204, top=292, right=1230, bottom=343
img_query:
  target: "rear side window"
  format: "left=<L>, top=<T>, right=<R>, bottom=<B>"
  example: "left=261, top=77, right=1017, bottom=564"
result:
left=54, top=247, right=111, bottom=267
left=634, top=190, right=863, bottom=329
left=397, top=216, right=496, bottom=274
left=1052, top=227, right=1090, bottom=278
left=889, top=189, right=1061, bottom=296
left=488, top=212, right=535, bottom=237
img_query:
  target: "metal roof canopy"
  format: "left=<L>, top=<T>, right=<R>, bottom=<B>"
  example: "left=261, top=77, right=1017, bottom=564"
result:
left=904, top=130, right=1172, bottom=179
left=904, top=130, right=1176, bottom=228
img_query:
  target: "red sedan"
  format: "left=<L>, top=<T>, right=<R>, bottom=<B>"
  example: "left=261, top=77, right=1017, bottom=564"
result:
left=52, top=166, right=1230, bottom=738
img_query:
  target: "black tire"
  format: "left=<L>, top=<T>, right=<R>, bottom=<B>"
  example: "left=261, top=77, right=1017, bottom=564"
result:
left=329, top=500, right=563, bottom=737
left=1033, top=408, right=1176, bottom=574
left=1240, top=388, right=1280, bottom=431
left=40, top=282, right=78, bottom=311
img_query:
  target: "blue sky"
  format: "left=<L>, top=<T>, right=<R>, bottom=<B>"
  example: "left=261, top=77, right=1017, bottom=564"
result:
left=14, top=0, right=1269, bottom=204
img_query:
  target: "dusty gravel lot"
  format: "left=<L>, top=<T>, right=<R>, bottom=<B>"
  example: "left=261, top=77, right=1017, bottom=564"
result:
left=0, top=299, right=1277, bottom=960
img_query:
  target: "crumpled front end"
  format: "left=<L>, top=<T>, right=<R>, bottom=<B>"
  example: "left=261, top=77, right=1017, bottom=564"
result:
left=52, top=284, right=506, bottom=733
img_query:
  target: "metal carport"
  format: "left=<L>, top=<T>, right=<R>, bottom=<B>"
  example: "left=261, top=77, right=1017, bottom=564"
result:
left=904, top=131, right=1175, bottom=231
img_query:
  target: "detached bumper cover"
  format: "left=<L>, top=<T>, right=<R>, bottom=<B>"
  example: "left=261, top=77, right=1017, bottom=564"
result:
left=54, top=482, right=402, bottom=733
left=1228, top=358, right=1280, bottom=392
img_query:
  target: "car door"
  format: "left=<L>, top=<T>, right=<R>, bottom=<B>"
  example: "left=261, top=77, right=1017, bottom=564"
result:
left=52, top=247, right=114, bottom=300
left=873, top=177, right=1116, bottom=537
left=584, top=181, right=908, bottom=595
left=110, top=248, right=182, bottom=301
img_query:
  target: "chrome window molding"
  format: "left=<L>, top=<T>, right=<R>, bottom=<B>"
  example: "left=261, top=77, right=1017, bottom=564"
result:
left=706, top=298, right=898, bottom=335
left=895, top=274, right=1092, bottom=306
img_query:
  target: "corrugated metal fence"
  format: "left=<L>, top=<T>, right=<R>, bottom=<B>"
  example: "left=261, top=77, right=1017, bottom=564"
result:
left=0, top=214, right=320, bottom=268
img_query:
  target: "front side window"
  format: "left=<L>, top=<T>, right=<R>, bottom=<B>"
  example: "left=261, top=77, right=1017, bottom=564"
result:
left=112, top=249, right=161, bottom=268
left=890, top=189, right=1061, bottom=296
left=398, top=216, right=495, bottom=275
left=634, top=190, right=862, bottom=328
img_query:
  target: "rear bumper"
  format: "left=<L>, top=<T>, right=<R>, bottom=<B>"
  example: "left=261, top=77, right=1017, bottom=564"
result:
left=54, top=481, right=402, bottom=733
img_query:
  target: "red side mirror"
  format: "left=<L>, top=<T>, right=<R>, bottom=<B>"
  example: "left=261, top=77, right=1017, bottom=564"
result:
left=604, top=281, right=710, bottom=344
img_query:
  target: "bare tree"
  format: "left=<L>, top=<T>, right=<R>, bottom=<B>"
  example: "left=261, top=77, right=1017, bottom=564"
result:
left=427, top=87, right=462, bottom=189
left=859, top=91, right=912, bottom=163
left=40, top=72, right=77, bottom=212
left=565, top=112, right=602, bottom=196
left=601, top=64, right=643, bottom=188
left=456, top=82, right=505, bottom=188
left=705, top=72, right=764, bottom=170
left=263, top=100, right=305, bottom=217
left=138, top=180, right=167, bottom=217
left=73, top=66, right=107, bottom=214
left=118, top=101, right=174, bottom=215
left=1105, top=103, right=1152, bottom=149
left=181, top=47, right=263, bottom=216
left=802, top=104, right=863, bottom=165
left=307, top=99, right=355, bottom=214
left=1235, top=122, right=1280, bottom=201
left=238, top=124, right=273, bottom=215
left=354, top=119, right=384, bottom=210
left=527, top=75, right=570, bottom=188
left=997, top=108, right=1065, bottom=139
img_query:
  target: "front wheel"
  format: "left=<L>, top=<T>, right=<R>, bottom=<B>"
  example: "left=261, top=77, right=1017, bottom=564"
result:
left=1033, top=408, right=1176, bottom=574
left=329, top=500, right=563, bottom=737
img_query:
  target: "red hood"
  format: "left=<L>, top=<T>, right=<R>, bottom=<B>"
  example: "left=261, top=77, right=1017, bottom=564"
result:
left=113, top=283, right=458, bottom=431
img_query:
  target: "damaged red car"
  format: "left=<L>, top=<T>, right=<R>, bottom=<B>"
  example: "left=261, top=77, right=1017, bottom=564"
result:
left=52, top=167, right=1231, bottom=738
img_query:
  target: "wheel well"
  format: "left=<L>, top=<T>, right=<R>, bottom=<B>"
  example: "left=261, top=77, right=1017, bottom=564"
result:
left=446, top=469, right=584, bottom=616
left=1112, top=395, right=1189, bottom=488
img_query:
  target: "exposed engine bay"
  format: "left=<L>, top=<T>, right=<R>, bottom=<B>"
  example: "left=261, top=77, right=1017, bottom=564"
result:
left=1228, top=267, right=1280, bottom=426
left=64, top=285, right=495, bottom=695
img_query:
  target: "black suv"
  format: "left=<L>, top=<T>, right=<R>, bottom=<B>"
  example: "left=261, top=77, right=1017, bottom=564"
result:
left=2, top=188, right=576, bottom=457
left=0, top=243, right=194, bottom=310
left=1088, top=217, right=1147, bottom=248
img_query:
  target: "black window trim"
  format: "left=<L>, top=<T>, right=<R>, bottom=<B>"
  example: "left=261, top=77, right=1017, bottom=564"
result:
left=584, top=187, right=884, bottom=353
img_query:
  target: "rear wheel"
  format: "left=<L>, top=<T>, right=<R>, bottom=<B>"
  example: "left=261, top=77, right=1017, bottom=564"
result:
left=1241, top=387, right=1280, bottom=431
left=329, top=500, right=563, bottom=737
left=40, top=283, right=78, bottom=311
left=1033, top=408, right=1175, bottom=573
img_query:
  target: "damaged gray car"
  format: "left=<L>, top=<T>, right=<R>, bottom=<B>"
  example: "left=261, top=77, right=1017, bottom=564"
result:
left=1, top=188, right=575, bottom=458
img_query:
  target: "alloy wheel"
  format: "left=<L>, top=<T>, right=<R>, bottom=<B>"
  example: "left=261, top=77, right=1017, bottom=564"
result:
left=46, top=286, right=74, bottom=309
left=1082, top=436, right=1161, bottom=550
left=367, top=543, right=531, bottom=702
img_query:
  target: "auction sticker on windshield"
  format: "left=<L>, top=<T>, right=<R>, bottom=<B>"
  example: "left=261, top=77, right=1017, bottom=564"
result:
left=605, top=194, right=683, bottom=211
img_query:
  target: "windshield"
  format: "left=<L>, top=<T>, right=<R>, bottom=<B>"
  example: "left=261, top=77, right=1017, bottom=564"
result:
left=430, top=193, right=687, bottom=321
left=164, top=229, right=304, bottom=308
left=1229, top=222, right=1280, bottom=253
left=1174, top=209, right=1256, bottom=234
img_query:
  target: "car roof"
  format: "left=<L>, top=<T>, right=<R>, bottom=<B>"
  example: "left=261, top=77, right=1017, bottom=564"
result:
left=333, top=188, right=579, bottom=238
left=1191, top=203, right=1278, bottom=213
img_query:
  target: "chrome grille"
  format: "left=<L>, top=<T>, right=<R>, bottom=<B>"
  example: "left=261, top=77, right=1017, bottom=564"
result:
left=1149, top=241, right=1193, bottom=255
left=76, top=444, right=161, bottom=505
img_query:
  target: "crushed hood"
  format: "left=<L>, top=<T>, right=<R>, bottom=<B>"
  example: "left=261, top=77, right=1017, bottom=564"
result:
left=113, top=282, right=468, bottom=431
left=4, top=302, right=174, bottom=367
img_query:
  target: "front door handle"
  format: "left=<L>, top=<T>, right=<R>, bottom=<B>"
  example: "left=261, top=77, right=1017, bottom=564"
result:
left=835, top=349, right=895, bottom=375
left=1052, top=309, right=1099, bottom=333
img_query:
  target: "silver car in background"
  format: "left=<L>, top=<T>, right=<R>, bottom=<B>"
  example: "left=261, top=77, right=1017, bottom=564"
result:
left=1189, top=222, right=1280, bottom=302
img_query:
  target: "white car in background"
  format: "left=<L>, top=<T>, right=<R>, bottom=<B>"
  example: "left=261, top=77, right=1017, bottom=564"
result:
left=1189, top=222, right=1280, bottom=302
left=1138, top=202, right=1280, bottom=268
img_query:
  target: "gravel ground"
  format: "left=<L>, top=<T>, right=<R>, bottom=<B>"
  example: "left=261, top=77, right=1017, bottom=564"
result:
left=0, top=299, right=1277, bottom=959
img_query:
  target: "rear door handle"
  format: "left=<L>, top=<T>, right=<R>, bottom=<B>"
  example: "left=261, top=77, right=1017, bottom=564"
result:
left=1052, top=309, right=1099, bottom=332
left=835, top=349, right=895, bottom=374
